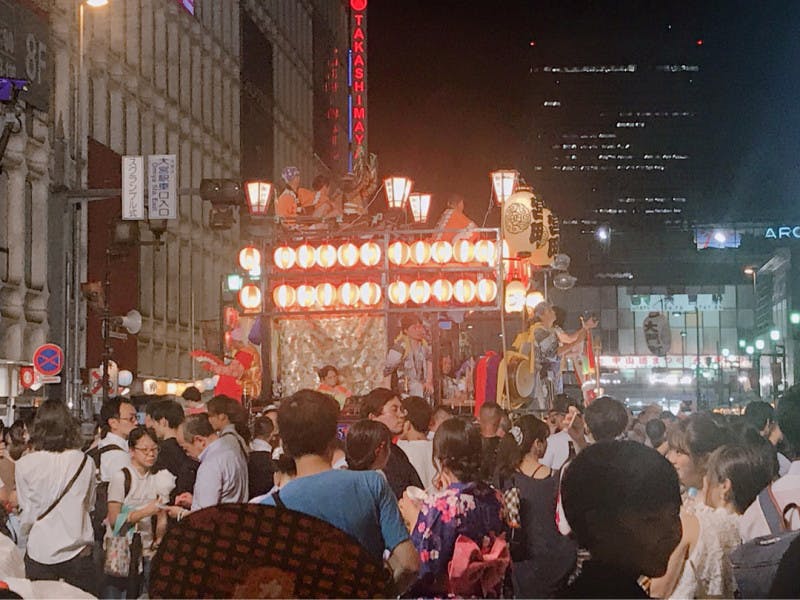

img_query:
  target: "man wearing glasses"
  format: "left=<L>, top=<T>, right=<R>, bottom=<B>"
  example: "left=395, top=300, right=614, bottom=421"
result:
left=98, top=398, right=138, bottom=485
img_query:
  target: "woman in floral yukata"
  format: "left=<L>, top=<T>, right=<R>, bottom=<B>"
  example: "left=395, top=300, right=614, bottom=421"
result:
left=399, top=418, right=510, bottom=597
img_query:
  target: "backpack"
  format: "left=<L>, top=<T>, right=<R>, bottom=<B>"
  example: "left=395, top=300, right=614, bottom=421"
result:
left=86, top=444, right=126, bottom=540
left=730, top=485, right=800, bottom=599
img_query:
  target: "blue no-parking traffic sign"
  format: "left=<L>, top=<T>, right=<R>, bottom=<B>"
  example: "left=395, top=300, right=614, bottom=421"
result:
left=33, top=343, right=64, bottom=377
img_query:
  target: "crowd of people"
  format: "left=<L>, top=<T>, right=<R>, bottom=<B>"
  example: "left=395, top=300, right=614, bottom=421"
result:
left=1, top=384, right=800, bottom=598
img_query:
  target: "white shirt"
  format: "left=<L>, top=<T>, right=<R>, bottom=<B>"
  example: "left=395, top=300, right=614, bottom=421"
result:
left=99, top=433, right=130, bottom=483
left=192, top=435, right=249, bottom=510
left=396, top=439, right=436, bottom=491
left=778, top=452, right=791, bottom=477
left=541, top=430, right=571, bottom=470
left=15, top=449, right=95, bottom=564
left=740, top=460, right=800, bottom=541
left=250, top=438, right=272, bottom=453
left=108, top=467, right=174, bottom=554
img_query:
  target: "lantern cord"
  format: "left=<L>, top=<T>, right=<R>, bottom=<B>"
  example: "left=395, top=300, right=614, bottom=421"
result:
left=480, top=190, right=495, bottom=227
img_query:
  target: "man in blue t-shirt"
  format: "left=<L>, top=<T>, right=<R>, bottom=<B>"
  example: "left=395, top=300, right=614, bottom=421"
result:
left=261, top=390, right=419, bottom=591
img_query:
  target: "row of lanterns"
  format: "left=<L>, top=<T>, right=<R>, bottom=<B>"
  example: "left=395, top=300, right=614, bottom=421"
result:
left=238, top=278, right=501, bottom=311
left=261, top=239, right=500, bottom=271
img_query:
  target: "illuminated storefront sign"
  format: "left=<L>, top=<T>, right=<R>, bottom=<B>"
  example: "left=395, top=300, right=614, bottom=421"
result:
left=348, top=0, right=367, bottom=170
left=765, top=226, right=800, bottom=240
left=600, top=355, right=751, bottom=369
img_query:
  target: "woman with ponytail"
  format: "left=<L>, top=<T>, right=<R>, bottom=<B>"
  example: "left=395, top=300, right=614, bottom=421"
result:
left=495, top=415, right=577, bottom=598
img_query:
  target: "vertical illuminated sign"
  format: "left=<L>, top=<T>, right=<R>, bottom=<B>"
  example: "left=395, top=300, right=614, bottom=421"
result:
left=348, top=0, right=367, bottom=171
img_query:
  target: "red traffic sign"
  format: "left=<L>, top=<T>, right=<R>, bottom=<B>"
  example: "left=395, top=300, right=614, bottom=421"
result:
left=19, top=366, right=35, bottom=389
left=33, top=343, right=64, bottom=376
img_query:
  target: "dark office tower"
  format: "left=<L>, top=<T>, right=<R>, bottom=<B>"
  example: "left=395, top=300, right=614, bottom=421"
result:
left=527, top=6, right=707, bottom=228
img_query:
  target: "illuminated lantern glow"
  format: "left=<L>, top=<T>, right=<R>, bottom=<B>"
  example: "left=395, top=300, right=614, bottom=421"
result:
left=453, top=239, right=474, bottom=263
left=273, top=246, right=296, bottom=270
left=409, top=279, right=432, bottom=304
left=238, top=246, right=261, bottom=271
left=272, top=284, right=296, bottom=308
left=431, top=240, right=453, bottom=264
left=296, top=244, right=316, bottom=269
left=383, top=176, right=413, bottom=210
left=238, top=284, right=262, bottom=311
left=388, top=280, right=410, bottom=305
left=296, top=284, right=316, bottom=308
left=408, top=192, right=432, bottom=223
left=505, top=280, right=527, bottom=313
left=338, top=282, right=360, bottom=306
left=359, top=281, right=382, bottom=305
left=316, top=282, right=336, bottom=307
left=502, top=240, right=515, bottom=280
left=244, top=181, right=273, bottom=216
left=491, top=169, right=520, bottom=205
left=359, top=241, right=382, bottom=267
left=476, top=279, right=498, bottom=303
left=474, top=239, right=496, bottom=264
left=526, top=290, right=545, bottom=310
left=337, top=242, right=359, bottom=268
left=315, top=243, right=338, bottom=269
left=432, top=279, right=454, bottom=303
left=387, top=241, right=411, bottom=266
left=454, top=279, right=476, bottom=304
left=409, top=240, right=431, bottom=265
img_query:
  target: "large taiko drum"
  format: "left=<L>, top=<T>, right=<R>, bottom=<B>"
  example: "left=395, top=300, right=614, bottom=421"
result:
left=507, top=356, right=536, bottom=409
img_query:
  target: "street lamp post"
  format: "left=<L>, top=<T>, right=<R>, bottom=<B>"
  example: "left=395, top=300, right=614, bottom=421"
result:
left=490, top=169, right=519, bottom=410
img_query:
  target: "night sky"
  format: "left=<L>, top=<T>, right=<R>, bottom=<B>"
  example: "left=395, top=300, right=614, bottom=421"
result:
left=368, top=0, right=800, bottom=224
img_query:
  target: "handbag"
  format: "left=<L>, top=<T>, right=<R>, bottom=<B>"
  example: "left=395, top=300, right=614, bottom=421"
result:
left=501, top=473, right=528, bottom=562
left=103, top=468, right=138, bottom=578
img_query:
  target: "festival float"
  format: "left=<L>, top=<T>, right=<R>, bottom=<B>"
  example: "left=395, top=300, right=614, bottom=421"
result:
left=198, top=163, right=597, bottom=413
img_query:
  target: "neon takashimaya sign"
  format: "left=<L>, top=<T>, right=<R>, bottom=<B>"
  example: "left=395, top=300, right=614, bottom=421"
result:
left=348, top=0, right=367, bottom=170
left=765, top=227, right=800, bottom=240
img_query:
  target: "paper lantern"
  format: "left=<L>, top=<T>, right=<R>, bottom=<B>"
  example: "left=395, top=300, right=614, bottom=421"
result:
left=431, top=241, right=453, bottom=264
left=384, top=176, right=413, bottom=209
left=453, top=239, right=474, bottom=263
left=408, top=192, right=432, bottom=223
left=316, top=282, right=336, bottom=307
left=526, top=291, right=545, bottom=310
left=238, top=246, right=261, bottom=271
left=315, top=244, right=338, bottom=269
left=273, top=284, right=296, bottom=308
left=505, top=280, right=527, bottom=313
left=338, top=282, right=360, bottom=306
left=388, top=241, right=411, bottom=266
left=273, top=246, right=296, bottom=270
left=410, top=240, right=431, bottom=265
left=476, top=279, right=498, bottom=303
left=337, top=242, right=360, bottom=268
left=238, top=284, right=262, bottom=311
left=453, top=279, right=476, bottom=304
left=359, top=241, right=382, bottom=267
left=474, top=239, right=496, bottom=264
left=409, top=279, right=432, bottom=304
left=296, top=244, right=316, bottom=269
left=432, top=279, right=454, bottom=303
left=296, top=284, right=316, bottom=308
left=491, top=169, right=519, bottom=205
left=359, top=281, right=382, bottom=305
left=388, top=280, right=410, bottom=305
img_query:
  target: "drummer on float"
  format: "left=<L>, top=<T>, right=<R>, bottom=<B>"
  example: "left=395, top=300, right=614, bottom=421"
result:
left=524, top=302, right=597, bottom=411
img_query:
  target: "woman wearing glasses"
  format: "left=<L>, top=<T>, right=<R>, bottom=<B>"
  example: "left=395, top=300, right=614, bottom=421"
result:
left=105, top=426, right=174, bottom=599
